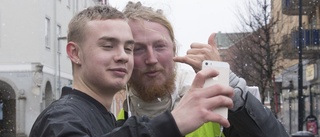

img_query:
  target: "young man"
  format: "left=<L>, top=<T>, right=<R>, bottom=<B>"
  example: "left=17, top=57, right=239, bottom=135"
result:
left=29, top=5, right=234, bottom=137
left=119, top=1, right=289, bottom=137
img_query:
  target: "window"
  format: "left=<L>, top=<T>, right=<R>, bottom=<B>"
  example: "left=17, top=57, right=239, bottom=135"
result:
left=67, top=0, right=71, bottom=9
left=45, top=17, right=50, bottom=49
left=308, top=12, right=317, bottom=29
left=56, top=25, right=61, bottom=37
left=0, top=11, right=1, bottom=48
left=74, top=0, right=78, bottom=13
left=83, top=0, right=87, bottom=9
left=56, top=25, right=61, bottom=53
left=265, top=91, right=271, bottom=104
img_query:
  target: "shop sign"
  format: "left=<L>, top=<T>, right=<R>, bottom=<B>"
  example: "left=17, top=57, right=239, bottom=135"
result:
left=306, top=64, right=317, bottom=81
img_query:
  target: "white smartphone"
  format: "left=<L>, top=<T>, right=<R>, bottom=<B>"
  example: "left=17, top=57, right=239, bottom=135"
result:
left=202, top=60, right=230, bottom=119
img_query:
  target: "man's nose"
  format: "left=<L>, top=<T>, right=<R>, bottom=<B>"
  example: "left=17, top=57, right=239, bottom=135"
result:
left=145, top=48, right=158, bottom=64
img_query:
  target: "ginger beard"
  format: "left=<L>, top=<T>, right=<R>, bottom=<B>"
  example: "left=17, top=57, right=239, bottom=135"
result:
left=128, top=68, right=176, bottom=102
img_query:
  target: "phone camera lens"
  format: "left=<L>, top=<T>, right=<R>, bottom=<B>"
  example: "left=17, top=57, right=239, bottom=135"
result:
left=205, top=62, right=208, bottom=65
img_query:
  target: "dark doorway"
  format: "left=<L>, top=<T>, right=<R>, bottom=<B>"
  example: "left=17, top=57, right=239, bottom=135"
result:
left=0, top=80, right=16, bottom=136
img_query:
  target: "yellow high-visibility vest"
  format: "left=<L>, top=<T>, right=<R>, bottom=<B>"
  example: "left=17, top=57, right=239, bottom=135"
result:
left=117, top=109, right=224, bottom=137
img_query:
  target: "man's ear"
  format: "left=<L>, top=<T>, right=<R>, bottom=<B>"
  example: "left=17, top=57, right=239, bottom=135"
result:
left=66, top=42, right=81, bottom=64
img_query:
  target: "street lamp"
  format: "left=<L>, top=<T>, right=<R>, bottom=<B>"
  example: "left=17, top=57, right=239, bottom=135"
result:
left=298, top=0, right=304, bottom=131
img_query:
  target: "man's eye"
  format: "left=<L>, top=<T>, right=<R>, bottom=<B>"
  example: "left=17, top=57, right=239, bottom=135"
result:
left=125, top=47, right=133, bottom=52
left=103, top=45, right=113, bottom=48
left=134, top=47, right=143, bottom=52
left=155, top=45, right=165, bottom=49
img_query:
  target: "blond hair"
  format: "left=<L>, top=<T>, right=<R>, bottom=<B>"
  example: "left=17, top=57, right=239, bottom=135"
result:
left=123, top=1, right=176, bottom=54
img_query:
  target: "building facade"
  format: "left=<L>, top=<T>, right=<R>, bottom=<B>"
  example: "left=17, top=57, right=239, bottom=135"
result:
left=216, top=0, right=320, bottom=135
left=272, top=0, right=320, bottom=135
left=0, top=0, right=104, bottom=136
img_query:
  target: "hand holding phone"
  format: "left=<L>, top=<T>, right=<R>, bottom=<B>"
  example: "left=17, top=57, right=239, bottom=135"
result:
left=202, top=60, right=230, bottom=119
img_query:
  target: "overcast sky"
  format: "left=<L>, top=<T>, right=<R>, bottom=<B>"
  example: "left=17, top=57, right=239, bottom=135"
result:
left=108, top=0, right=247, bottom=57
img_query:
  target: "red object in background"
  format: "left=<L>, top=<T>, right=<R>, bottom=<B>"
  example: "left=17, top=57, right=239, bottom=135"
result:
left=306, top=115, right=318, bottom=135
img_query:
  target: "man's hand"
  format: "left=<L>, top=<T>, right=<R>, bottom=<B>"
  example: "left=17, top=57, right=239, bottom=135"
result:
left=171, top=68, right=234, bottom=135
left=173, top=33, right=221, bottom=72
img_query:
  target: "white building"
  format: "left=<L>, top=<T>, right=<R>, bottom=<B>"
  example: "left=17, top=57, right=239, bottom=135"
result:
left=0, top=0, right=106, bottom=136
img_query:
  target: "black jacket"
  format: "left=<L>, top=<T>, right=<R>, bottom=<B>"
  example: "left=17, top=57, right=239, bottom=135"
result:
left=118, top=92, right=290, bottom=137
left=29, top=87, right=182, bottom=137
left=224, top=93, right=289, bottom=137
